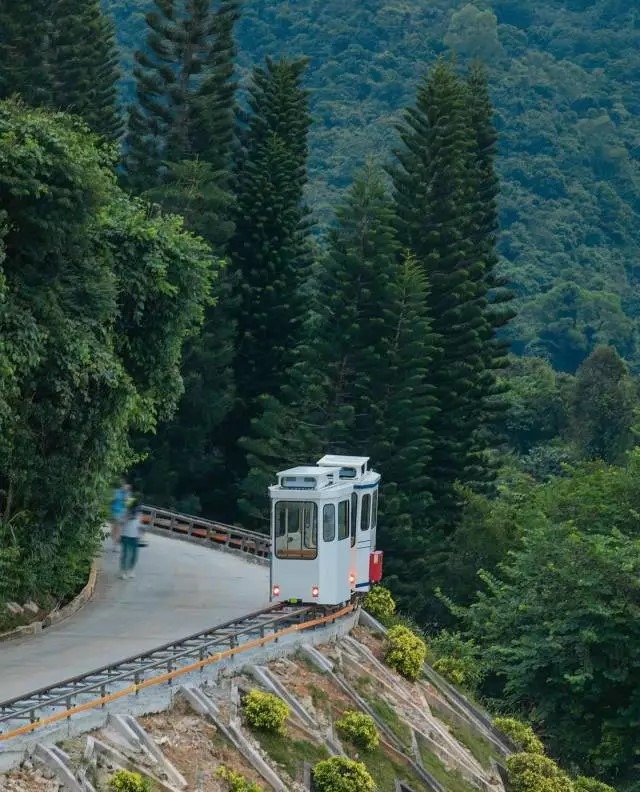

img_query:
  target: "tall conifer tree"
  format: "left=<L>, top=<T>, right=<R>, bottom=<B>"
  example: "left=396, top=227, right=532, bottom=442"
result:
left=392, top=61, right=503, bottom=528
left=227, top=57, right=312, bottom=435
left=126, top=0, right=241, bottom=517
left=49, top=0, right=121, bottom=139
left=239, top=169, right=438, bottom=556
left=0, top=1, right=51, bottom=105
left=466, top=65, right=514, bottom=430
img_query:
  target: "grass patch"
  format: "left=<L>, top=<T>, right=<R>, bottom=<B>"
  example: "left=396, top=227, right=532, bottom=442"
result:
left=309, top=684, right=330, bottom=710
left=428, top=698, right=500, bottom=770
left=252, top=727, right=329, bottom=782
left=342, top=740, right=429, bottom=792
left=417, top=734, right=477, bottom=792
left=354, top=676, right=412, bottom=750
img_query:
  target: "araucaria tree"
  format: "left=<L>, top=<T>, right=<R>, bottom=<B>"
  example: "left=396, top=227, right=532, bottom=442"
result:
left=123, top=0, right=241, bottom=209
left=124, top=0, right=241, bottom=516
left=391, top=60, right=511, bottom=529
left=0, top=0, right=121, bottom=139
left=49, top=0, right=122, bottom=139
left=224, top=57, right=313, bottom=497
left=240, top=169, right=438, bottom=563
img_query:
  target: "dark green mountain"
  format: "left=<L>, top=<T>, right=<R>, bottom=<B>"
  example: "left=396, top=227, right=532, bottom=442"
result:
left=105, top=0, right=640, bottom=372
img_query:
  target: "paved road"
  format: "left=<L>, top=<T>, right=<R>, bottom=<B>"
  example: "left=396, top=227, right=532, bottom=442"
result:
left=0, top=535, right=270, bottom=703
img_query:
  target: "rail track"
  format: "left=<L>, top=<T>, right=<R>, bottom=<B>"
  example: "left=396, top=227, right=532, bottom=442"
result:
left=0, top=600, right=356, bottom=744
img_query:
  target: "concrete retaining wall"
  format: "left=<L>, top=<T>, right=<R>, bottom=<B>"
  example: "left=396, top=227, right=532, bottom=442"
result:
left=0, top=609, right=358, bottom=773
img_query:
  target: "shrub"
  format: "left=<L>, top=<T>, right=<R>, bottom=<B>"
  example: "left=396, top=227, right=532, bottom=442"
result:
left=494, top=717, right=544, bottom=755
left=109, top=769, right=152, bottom=792
left=242, top=689, right=289, bottom=733
left=430, top=629, right=484, bottom=691
left=363, top=585, right=396, bottom=621
left=335, top=710, right=379, bottom=751
left=433, top=656, right=467, bottom=687
left=312, top=757, right=376, bottom=792
left=574, top=777, right=617, bottom=792
left=384, top=624, right=426, bottom=681
left=506, top=753, right=574, bottom=792
left=216, top=765, right=263, bottom=792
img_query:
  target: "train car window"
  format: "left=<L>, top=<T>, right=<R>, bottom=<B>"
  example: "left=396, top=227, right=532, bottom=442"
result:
left=372, top=490, right=378, bottom=530
left=361, top=493, right=371, bottom=531
left=323, top=504, right=336, bottom=542
left=350, top=492, right=357, bottom=547
left=275, top=501, right=318, bottom=559
left=338, top=500, right=349, bottom=540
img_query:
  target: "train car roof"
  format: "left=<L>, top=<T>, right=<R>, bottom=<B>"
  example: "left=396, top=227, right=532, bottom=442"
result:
left=317, top=455, right=370, bottom=467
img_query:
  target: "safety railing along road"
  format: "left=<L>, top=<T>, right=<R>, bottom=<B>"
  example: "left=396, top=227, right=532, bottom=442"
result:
left=141, top=505, right=271, bottom=559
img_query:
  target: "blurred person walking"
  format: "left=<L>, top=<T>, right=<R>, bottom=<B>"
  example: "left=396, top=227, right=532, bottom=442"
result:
left=120, top=501, right=142, bottom=579
left=109, top=479, right=128, bottom=551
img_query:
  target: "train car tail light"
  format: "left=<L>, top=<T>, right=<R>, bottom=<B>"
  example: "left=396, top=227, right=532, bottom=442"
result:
left=312, top=585, right=319, bottom=598
left=349, top=572, right=356, bottom=587
left=272, top=585, right=281, bottom=597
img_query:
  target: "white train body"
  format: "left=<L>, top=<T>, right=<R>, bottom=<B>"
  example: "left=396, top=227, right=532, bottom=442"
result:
left=269, top=455, right=383, bottom=605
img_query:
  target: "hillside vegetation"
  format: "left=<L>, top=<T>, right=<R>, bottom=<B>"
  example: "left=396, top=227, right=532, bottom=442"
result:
left=106, top=0, right=640, bottom=372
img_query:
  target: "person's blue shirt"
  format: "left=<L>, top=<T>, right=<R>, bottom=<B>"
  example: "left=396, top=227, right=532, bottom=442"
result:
left=110, top=487, right=127, bottom=520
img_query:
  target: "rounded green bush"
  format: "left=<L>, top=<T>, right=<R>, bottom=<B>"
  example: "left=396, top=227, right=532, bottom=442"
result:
left=574, top=777, right=617, bottom=792
left=216, top=765, right=263, bottom=792
left=506, top=752, right=573, bottom=792
left=312, top=756, right=376, bottom=792
left=494, top=716, right=544, bottom=755
left=335, top=710, right=379, bottom=751
left=384, top=624, right=426, bottom=681
left=109, top=769, right=152, bottom=792
left=363, top=586, right=396, bottom=621
left=433, top=656, right=467, bottom=687
left=243, top=688, right=289, bottom=733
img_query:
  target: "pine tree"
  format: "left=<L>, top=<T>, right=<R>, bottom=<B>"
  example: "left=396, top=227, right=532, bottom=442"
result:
left=0, top=1, right=51, bottom=106
left=466, top=65, right=514, bottom=437
left=125, top=0, right=241, bottom=518
left=239, top=168, right=438, bottom=549
left=49, top=0, right=121, bottom=139
left=391, top=60, right=499, bottom=528
left=123, top=0, right=240, bottom=198
left=228, top=57, right=312, bottom=433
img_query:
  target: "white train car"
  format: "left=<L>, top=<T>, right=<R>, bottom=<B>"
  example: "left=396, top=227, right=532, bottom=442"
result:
left=269, top=456, right=383, bottom=606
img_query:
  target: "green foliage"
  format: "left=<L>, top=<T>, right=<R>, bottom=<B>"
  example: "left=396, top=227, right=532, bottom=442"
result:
left=493, top=717, right=544, bottom=755
left=240, top=168, right=437, bottom=533
left=506, top=753, right=574, bottom=792
left=384, top=625, right=427, bottom=681
left=243, top=689, right=289, bottom=734
left=573, top=777, right=617, bottom=792
left=569, top=346, right=637, bottom=463
left=335, top=710, right=379, bottom=752
left=430, top=630, right=484, bottom=691
left=391, top=62, right=507, bottom=535
left=215, top=766, right=263, bottom=792
left=312, top=757, right=376, bottom=792
left=109, top=769, right=152, bottom=792
left=0, top=1, right=120, bottom=139
left=461, top=513, right=640, bottom=786
left=363, top=586, right=396, bottom=622
left=0, top=101, right=214, bottom=603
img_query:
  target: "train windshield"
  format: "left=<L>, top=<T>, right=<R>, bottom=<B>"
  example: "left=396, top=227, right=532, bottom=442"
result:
left=274, top=501, right=318, bottom=559
left=372, top=490, right=378, bottom=530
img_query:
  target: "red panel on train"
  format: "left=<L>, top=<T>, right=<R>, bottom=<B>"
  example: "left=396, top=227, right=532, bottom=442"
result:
left=369, top=551, right=383, bottom=583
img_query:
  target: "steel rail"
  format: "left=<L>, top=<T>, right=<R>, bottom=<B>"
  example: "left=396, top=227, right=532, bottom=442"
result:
left=0, top=601, right=356, bottom=743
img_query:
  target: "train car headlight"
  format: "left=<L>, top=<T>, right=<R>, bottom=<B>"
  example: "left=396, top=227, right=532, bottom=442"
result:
left=312, top=585, right=319, bottom=598
left=272, top=584, right=280, bottom=597
left=349, top=572, right=356, bottom=587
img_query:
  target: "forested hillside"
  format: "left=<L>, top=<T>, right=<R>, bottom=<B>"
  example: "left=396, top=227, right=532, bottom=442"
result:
left=1, top=1, right=639, bottom=789
left=106, top=0, right=640, bottom=373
